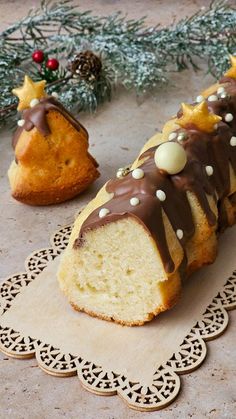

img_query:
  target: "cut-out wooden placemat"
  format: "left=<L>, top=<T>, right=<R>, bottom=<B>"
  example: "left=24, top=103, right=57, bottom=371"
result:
left=0, top=222, right=236, bottom=412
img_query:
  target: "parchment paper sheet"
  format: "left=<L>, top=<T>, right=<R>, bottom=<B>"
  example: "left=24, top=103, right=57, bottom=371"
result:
left=1, top=226, right=236, bottom=385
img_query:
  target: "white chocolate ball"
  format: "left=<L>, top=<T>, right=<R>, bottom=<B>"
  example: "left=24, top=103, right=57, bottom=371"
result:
left=132, top=168, right=144, bottom=179
left=130, top=197, right=140, bottom=206
left=30, top=98, right=40, bottom=108
left=154, top=142, right=187, bottom=175
left=17, top=119, right=25, bottom=127
left=230, top=136, right=236, bottom=146
left=205, top=165, right=214, bottom=176
left=99, top=208, right=110, bottom=218
left=224, top=113, right=234, bottom=122
left=156, top=190, right=166, bottom=201
left=176, top=229, right=183, bottom=240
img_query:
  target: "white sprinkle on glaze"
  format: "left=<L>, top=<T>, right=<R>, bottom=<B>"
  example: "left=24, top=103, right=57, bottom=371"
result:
left=205, top=165, right=214, bottom=176
left=30, top=98, right=40, bottom=108
left=156, top=190, right=166, bottom=201
left=224, top=113, right=234, bottom=122
left=196, top=95, right=204, bottom=103
left=17, top=119, right=25, bottom=127
left=99, top=208, right=110, bottom=218
left=176, top=229, right=183, bottom=240
left=132, top=168, right=144, bottom=179
left=51, top=92, right=59, bottom=98
left=217, top=86, right=225, bottom=94
left=230, top=136, right=236, bottom=146
left=130, top=197, right=140, bottom=206
left=168, top=132, right=177, bottom=141
left=208, top=95, right=218, bottom=102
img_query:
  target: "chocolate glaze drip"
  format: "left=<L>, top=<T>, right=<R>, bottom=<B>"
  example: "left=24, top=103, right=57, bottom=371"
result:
left=12, top=96, right=88, bottom=150
left=74, top=79, right=236, bottom=273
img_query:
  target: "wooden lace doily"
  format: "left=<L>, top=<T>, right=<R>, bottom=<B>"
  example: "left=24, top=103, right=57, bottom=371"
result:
left=0, top=223, right=236, bottom=412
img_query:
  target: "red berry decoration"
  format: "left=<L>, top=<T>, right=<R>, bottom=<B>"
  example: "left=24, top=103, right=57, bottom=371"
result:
left=46, top=58, right=59, bottom=71
left=32, top=50, right=44, bottom=64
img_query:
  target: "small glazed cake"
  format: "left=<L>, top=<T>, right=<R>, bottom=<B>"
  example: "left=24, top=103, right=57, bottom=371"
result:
left=58, top=56, right=236, bottom=326
left=8, top=76, right=99, bottom=205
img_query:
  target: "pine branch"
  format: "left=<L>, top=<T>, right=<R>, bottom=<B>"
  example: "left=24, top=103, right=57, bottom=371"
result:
left=0, top=0, right=236, bottom=129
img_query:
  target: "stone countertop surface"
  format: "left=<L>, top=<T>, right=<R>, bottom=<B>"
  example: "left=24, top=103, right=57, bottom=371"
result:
left=0, top=1, right=236, bottom=418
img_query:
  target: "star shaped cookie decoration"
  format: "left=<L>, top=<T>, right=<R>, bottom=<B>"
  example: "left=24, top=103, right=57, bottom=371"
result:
left=224, top=55, right=236, bottom=80
left=177, top=101, right=221, bottom=133
left=12, top=75, right=46, bottom=111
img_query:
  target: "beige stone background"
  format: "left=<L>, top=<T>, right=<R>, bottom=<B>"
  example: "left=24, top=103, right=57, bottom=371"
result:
left=0, top=1, right=236, bottom=418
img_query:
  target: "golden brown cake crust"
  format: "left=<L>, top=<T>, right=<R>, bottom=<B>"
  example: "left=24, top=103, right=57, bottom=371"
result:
left=70, top=288, right=181, bottom=327
left=11, top=170, right=99, bottom=206
left=8, top=105, right=100, bottom=205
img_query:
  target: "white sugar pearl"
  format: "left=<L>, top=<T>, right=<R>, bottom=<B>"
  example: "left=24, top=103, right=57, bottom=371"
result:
left=177, top=133, right=186, bottom=142
left=156, top=190, right=166, bottom=201
left=117, top=166, right=130, bottom=179
left=99, top=208, right=110, bottom=218
left=51, top=92, right=59, bottom=98
left=224, top=113, right=234, bottom=122
left=208, top=95, right=218, bottom=102
left=168, top=132, right=177, bottom=141
left=176, top=229, right=183, bottom=240
left=116, top=169, right=124, bottom=178
left=196, top=95, right=204, bottom=103
left=230, top=136, right=236, bottom=146
left=217, top=86, right=225, bottom=94
left=206, top=165, right=214, bottom=176
left=17, top=119, right=25, bottom=127
left=154, top=142, right=187, bottom=175
left=30, top=98, right=39, bottom=107
left=220, top=93, right=227, bottom=99
left=132, top=168, right=144, bottom=179
left=130, top=197, right=140, bottom=206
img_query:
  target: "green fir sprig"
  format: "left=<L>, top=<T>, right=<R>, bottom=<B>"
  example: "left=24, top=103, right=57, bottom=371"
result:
left=0, top=0, right=236, bottom=129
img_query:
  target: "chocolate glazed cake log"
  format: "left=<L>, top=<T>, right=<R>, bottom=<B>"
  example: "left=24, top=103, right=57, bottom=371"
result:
left=76, top=81, right=236, bottom=272
left=58, top=71, right=236, bottom=326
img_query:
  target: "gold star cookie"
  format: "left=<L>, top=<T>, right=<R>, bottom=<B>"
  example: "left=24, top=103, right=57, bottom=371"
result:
left=177, top=102, right=221, bottom=133
left=12, top=75, right=46, bottom=111
left=224, top=55, right=236, bottom=80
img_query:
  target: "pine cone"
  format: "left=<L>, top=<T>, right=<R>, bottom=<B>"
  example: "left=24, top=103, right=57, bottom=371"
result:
left=68, top=50, right=102, bottom=81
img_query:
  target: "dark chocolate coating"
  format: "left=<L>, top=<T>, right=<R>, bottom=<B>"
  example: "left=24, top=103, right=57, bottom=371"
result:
left=75, top=79, right=236, bottom=273
left=12, top=96, right=88, bottom=149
